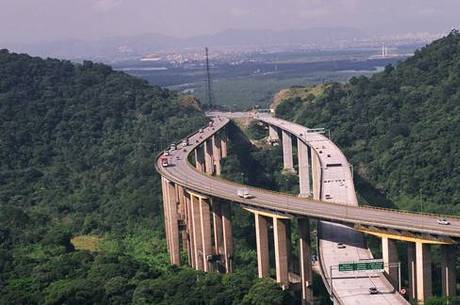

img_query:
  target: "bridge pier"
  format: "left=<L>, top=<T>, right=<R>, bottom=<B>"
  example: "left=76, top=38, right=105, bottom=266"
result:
left=273, top=217, right=289, bottom=286
left=185, top=194, right=195, bottom=267
left=282, top=130, right=295, bottom=173
left=416, top=242, right=432, bottom=303
left=212, top=135, right=222, bottom=175
left=161, top=178, right=181, bottom=265
left=382, top=237, right=399, bottom=287
left=268, top=125, right=279, bottom=142
left=212, top=199, right=233, bottom=273
left=441, top=245, right=457, bottom=298
left=195, top=146, right=205, bottom=172
left=220, top=131, right=228, bottom=158
left=222, top=202, right=233, bottom=273
left=311, top=152, right=321, bottom=200
left=298, top=218, right=313, bottom=305
left=255, top=214, right=270, bottom=278
left=297, top=138, right=311, bottom=198
left=407, top=243, right=417, bottom=302
left=204, top=139, right=214, bottom=174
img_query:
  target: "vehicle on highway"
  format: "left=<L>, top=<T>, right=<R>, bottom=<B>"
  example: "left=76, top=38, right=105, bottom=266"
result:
left=369, top=287, right=379, bottom=294
left=437, top=218, right=450, bottom=225
left=182, top=138, right=189, bottom=146
left=161, top=157, right=169, bottom=167
left=237, top=188, right=253, bottom=199
left=164, top=151, right=170, bottom=156
left=170, top=143, right=176, bottom=150
left=337, top=243, right=346, bottom=249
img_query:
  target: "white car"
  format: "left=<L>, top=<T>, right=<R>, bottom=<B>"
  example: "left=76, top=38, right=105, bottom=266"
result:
left=237, top=188, right=254, bottom=199
left=437, top=218, right=450, bottom=225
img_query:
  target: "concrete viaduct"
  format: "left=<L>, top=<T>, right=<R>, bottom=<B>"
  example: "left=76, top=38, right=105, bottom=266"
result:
left=155, top=112, right=459, bottom=305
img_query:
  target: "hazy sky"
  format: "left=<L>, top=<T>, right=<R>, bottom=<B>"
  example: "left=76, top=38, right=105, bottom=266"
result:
left=1, top=0, right=459, bottom=42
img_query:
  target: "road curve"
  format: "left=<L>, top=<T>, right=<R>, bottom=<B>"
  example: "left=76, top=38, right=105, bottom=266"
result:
left=155, top=112, right=458, bottom=305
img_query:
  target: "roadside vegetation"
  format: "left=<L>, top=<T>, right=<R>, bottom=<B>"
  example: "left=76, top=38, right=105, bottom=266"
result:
left=0, top=49, right=292, bottom=305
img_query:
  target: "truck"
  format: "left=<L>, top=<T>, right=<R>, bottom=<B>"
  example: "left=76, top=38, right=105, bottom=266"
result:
left=237, top=188, right=253, bottom=199
left=161, top=157, right=169, bottom=167
left=170, top=143, right=176, bottom=150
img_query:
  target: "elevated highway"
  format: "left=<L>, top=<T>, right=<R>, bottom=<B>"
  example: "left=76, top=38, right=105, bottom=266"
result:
left=155, top=112, right=458, bottom=305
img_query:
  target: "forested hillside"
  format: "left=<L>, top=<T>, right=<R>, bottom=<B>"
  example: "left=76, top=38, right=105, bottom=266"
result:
left=275, top=30, right=460, bottom=214
left=0, top=50, right=291, bottom=305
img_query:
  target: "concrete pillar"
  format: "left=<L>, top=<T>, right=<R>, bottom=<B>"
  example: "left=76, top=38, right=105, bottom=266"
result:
left=212, top=135, right=222, bottom=175
left=185, top=194, right=195, bottom=267
left=273, top=218, right=289, bottom=286
left=190, top=195, right=204, bottom=270
left=204, top=139, right=214, bottom=175
left=220, top=131, right=228, bottom=158
left=441, top=245, right=457, bottom=298
left=166, top=180, right=181, bottom=265
left=311, top=152, right=321, bottom=200
left=382, top=237, right=398, bottom=287
left=195, top=147, right=205, bottom=172
left=161, top=178, right=171, bottom=257
left=268, top=125, right=279, bottom=141
left=297, top=139, right=311, bottom=197
left=222, top=203, right=233, bottom=273
left=255, top=214, right=270, bottom=278
left=298, top=218, right=313, bottom=305
left=282, top=130, right=294, bottom=172
left=176, top=185, right=188, bottom=261
left=199, top=197, right=213, bottom=272
left=212, top=200, right=223, bottom=256
left=408, top=243, right=417, bottom=302
left=416, top=242, right=432, bottom=303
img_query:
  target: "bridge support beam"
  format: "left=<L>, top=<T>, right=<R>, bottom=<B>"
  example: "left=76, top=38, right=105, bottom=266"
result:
left=408, top=243, right=417, bottom=302
left=220, top=131, right=228, bottom=158
left=161, top=178, right=181, bottom=265
left=441, top=245, right=457, bottom=298
left=298, top=218, right=313, bottom=305
left=204, top=139, right=214, bottom=175
left=382, top=237, right=398, bottom=287
left=282, top=130, right=294, bottom=172
left=212, top=200, right=223, bottom=265
left=273, top=218, right=289, bottom=287
left=255, top=214, right=270, bottom=278
left=190, top=194, right=204, bottom=270
left=222, top=203, right=233, bottom=273
left=176, top=185, right=189, bottom=263
left=297, top=139, right=311, bottom=197
left=195, top=146, right=205, bottom=172
left=416, top=242, right=432, bottom=303
left=311, top=152, right=321, bottom=200
left=268, top=125, right=279, bottom=141
left=199, top=197, right=213, bottom=272
left=185, top=194, right=195, bottom=267
left=212, top=135, right=222, bottom=175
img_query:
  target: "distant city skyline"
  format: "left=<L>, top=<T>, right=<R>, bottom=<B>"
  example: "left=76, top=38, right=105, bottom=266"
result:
left=0, top=0, right=459, bottom=44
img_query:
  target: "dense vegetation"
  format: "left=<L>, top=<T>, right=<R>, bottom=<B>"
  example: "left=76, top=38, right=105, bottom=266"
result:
left=276, top=30, right=460, bottom=215
left=0, top=50, right=292, bottom=305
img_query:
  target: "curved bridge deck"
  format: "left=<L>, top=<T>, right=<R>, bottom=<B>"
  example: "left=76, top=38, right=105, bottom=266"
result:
left=156, top=112, right=459, bottom=305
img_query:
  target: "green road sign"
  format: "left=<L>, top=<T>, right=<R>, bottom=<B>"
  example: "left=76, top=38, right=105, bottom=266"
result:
left=338, top=260, right=384, bottom=272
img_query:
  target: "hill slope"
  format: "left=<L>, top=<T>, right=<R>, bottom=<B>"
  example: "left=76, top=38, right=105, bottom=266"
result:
left=275, top=30, right=460, bottom=214
left=0, top=50, right=292, bottom=305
